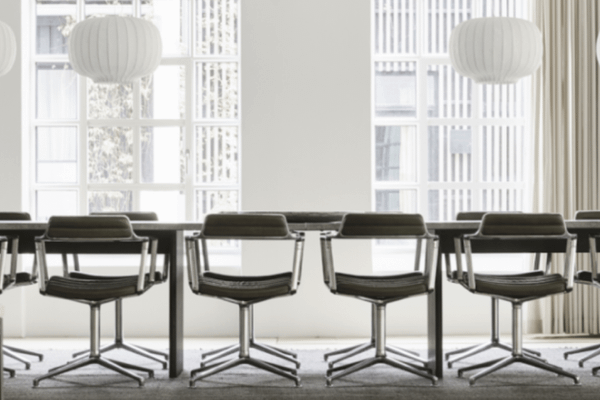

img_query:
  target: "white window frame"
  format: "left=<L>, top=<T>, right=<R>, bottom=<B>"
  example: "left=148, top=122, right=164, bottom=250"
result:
left=24, top=0, right=242, bottom=222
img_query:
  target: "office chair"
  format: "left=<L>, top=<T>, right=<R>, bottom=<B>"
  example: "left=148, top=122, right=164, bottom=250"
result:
left=186, top=213, right=304, bottom=387
left=0, top=212, right=44, bottom=374
left=67, top=211, right=168, bottom=369
left=33, top=215, right=158, bottom=387
left=453, top=212, right=579, bottom=385
left=563, top=210, right=600, bottom=374
left=445, top=211, right=542, bottom=367
left=320, top=213, right=439, bottom=386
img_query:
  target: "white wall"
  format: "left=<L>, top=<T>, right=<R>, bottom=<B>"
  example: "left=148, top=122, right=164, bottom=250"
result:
left=0, top=0, right=520, bottom=340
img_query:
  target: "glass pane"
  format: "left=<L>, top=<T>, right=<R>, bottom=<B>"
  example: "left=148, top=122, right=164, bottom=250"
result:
left=426, top=0, right=472, bottom=54
left=196, top=126, right=239, bottom=184
left=196, top=62, right=239, bottom=119
left=142, top=0, right=190, bottom=56
left=482, top=188, right=523, bottom=212
left=88, top=127, right=133, bottom=183
left=88, top=80, right=134, bottom=120
left=84, top=1, right=132, bottom=16
left=196, top=190, right=238, bottom=220
left=141, top=127, right=185, bottom=183
left=482, top=126, right=525, bottom=183
left=88, top=191, right=133, bottom=213
left=140, top=191, right=185, bottom=221
left=36, top=190, right=78, bottom=221
left=428, top=189, right=471, bottom=221
left=195, top=0, right=239, bottom=56
left=428, top=126, right=472, bottom=182
left=480, top=78, right=527, bottom=119
left=375, top=126, right=417, bottom=182
left=375, top=189, right=417, bottom=212
left=427, top=64, right=472, bottom=118
left=141, top=66, right=186, bottom=119
left=374, top=0, right=417, bottom=54
left=36, top=63, right=78, bottom=119
left=374, top=62, right=416, bottom=118
left=36, top=127, right=77, bottom=183
left=35, top=2, right=75, bottom=55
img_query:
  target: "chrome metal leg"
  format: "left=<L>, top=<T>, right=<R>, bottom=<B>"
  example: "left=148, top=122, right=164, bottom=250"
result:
left=497, top=341, right=542, bottom=358
left=119, top=343, right=167, bottom=369
left=250, top=342, right=300, bottom=368
left=327, top=342, right=373, bottom=368
left=247, top=357, right=301, bottom=387
left=33, top=357, right=97, bottom=387
left=326, top=357, right=379, bottom=386
left=576, top=347, right=600, bottom=367
left=564, top=343, right=600, bottom=359
left=106, top=357, right=154, bottom=377
left=448, top=343, right=494, bottom=368
left=201, top=344, right=238, bottom=360
left=3, top=348, right=31, bottom=370
left=445, top=344, right=478, bottom=360
left=323, top=343, right=366, bottom=361
left=3, top=345, right=44, bottom=361
left=520, top=355, right=579, bottom=385
left=385, top=345, right=428, bottom=366
left=200, top=345, right=239, bottom=367
left=97, top=358, right=146, bottom=387
left=467, top=355, right=517, bottom=386
left=457, top=356, right=506, bottom=377
left=386, top=344, right=419, bottom=357
left=383, top=357, right=438, bottom=385
left=190, top=358, right=245, bottom=386
left=255, top=342, right=298, bottom=358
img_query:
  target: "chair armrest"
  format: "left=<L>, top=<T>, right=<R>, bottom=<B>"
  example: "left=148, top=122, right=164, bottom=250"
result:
left=425, top=237, right=439, bottom=292
left=290, top=233, right=305, bottom=293
left=0, top=238, right=8, bottom=292
left=185, top=235, right=200, bottom=292
left=320, top=234, right=336, bottom=292
left=564, top=238, right=577, bottom=291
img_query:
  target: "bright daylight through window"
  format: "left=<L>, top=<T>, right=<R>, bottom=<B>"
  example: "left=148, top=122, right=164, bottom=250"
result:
left=31, top=0, right=240, bottom=222
left=372, top=0, right=532, bottom=270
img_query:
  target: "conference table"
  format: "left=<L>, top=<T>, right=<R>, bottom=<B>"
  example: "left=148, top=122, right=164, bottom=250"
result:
left=0, top=214, right=599, bottom=379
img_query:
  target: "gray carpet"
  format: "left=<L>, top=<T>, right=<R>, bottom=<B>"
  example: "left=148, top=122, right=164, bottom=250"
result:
left=4, top=345, right=600, bottom=399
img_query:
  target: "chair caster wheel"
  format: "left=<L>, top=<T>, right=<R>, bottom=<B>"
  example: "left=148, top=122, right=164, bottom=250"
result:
left=447, top=362, right=453, bottom=369
left=578, top=361, right=584, bottom=368
left=326, top=378, right=333, bottom=387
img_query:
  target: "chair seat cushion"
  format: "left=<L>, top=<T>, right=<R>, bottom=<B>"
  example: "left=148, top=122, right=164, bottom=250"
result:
left=45, top=275, right=153, bottom=301
left=334, top=272, right=428, bottom=300
left=449, top=269, right=544, bottom=282
left=69, top=271, right=164, bottom=283
left=196, top=272, right=293, bottom=301
left=473, top=273, right=567, bottom=298
left=575, top=270, right=600, bottom=284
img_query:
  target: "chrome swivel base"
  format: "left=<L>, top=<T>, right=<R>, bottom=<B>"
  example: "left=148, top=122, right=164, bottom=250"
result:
left=201, top=340, right=300, bottom=368
left=3, top=345, right=44, bottom=370
left=325, top=304, right=437, bottom=387
left=72, top=300, right=168, bottom=369
left=458, top=304, right=579, bottom=386
left=564, top=343, right=600, bottom=367
left=458, top=353, right=580, bottom=386
left=190, top=304, right=300, bottom=387
left=446, top=298, right=541, bottom=368
left=34, top=304, right=152, bottom=388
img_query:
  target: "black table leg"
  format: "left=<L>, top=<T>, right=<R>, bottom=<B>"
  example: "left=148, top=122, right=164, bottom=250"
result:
left=169, top=230, right=184, bottom=378
left=428, top=247, right=443, bottom=379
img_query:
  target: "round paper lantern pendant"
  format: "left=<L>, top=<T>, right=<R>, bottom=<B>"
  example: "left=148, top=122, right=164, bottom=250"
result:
left=449, top=17, right=543, bottom=84
left=0, top=20, right=17, bottom=77
left=68, top=15, right=162, bottom=84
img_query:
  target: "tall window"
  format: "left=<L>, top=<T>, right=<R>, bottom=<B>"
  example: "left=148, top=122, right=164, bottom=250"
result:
left=372, top=0, right=530, bottom=220
left=30, top=0, right=240, bottom=222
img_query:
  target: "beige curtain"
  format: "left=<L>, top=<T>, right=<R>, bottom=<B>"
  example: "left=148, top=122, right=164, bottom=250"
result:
left=531, top=0, right=600, bottom=334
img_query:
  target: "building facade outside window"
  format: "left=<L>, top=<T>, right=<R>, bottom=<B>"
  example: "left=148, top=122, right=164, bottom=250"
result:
left=372, top=0, right=531, bottom=270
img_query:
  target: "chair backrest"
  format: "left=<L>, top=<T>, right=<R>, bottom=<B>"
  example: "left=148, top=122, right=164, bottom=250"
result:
left=456, top=211, right=486, bottom=221
left=200, top=213, right=292, bottom=239
left=45, top=216, right=136, bottom=240
left=477, top=213, right=567, bottom=237
left=338, top=213, right=430, bottom=238
left=0, top=212, right=31, bottom=221
left=91, top=211, right=158, bottom=221
left=575, top=211, right=600, bottom=220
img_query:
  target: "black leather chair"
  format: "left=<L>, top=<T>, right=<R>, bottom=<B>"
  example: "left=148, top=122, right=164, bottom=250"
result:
left=185, top=213, right=304, bottom=387
left=33, top=215, right=158, bottom=387
left=453, top=213, right=579, bottom=385
left=0, top=212, right=44, bottom=375
left=67, top=212, right=168, bottom=369
left=563, top=210, right=600, bottom=375
left=320, top=213, right=439, bottom=386
left=444, top=211, right=542, bottom=367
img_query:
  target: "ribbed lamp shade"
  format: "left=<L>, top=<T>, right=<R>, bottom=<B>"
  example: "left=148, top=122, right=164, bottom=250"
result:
left=68, top=15, right=162, bottom=84
left=449, top=17, right=543, bottom=84
left=0, top=21, right=17, bottom=77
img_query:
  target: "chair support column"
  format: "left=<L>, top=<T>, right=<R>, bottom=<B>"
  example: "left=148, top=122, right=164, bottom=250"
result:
left=491, top=298, right=499, bottom=343
left=90, top=305, right=101, bottom=357
left=115, top=299, right=123, bottom=343
left=512, top=303, right=523, bottom=356
left=375, top=304, right=386, bottom=357
left=240, top=305, right=250, bottom=358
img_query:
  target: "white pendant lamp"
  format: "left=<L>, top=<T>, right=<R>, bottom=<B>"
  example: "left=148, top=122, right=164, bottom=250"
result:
left=449, top=17, right=543, bottom=84
left=68, top=15, right=162, bottom=84
left=0, top=21, right=17, bottom=77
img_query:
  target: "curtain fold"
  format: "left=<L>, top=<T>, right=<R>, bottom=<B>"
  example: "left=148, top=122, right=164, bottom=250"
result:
left=531, top=0, right=600, bottom=334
